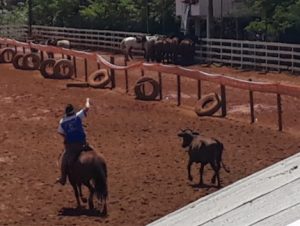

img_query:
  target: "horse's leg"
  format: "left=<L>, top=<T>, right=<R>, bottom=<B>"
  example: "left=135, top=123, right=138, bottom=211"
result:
left=102, top=198, right=107, bottom=216
left=129, top=47, right=133, bottom=59
left=71, top=183, right=82, bottom=208
left=84, top=181, right=95, bottom=210
left=78, top=184, right=87, bottom=203
left=124, top=49, right=129, bottom=61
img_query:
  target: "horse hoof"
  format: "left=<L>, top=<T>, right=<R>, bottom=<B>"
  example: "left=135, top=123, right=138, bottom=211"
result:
left=102, top=205, right=107, bottom=216
left=76, top=205, right=83, bottom=209
left=89, top=203, right=94, bottom=210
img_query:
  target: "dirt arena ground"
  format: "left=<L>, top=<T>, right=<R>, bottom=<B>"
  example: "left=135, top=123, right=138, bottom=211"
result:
left=1, top=53, right=300, bottom=226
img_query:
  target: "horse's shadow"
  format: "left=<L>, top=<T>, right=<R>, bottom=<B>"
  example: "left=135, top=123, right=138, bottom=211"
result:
left=58, top=207, right=106, bottom=217
left=189, top=183, right=221, bottom=191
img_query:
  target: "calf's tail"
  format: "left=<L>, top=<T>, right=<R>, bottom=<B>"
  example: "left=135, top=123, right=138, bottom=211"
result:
left=215, top=139, right=230, bottom=173
left=221, top=160, right=230, bottom=173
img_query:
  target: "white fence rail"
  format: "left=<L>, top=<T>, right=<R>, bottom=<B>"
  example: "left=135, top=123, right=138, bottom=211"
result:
left=32, top=25, right=147, bottom=51
left=0, top=25, right=28, bottom=41
left=199, top=38, right=300, bottom=73
left=1, top=25, right=300, bottom=73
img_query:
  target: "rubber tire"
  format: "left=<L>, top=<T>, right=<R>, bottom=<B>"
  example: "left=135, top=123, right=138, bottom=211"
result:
left=53, top=59, right=74, bottom=79
left=134, top=77, right=160, bottom=101
left=22, top=53, right=41, bottom=70
left=12, top=53, right=24, bottom=69
left=88, top=69, right=111, bottom=88
left=195, top=93, right=222, bottom=116
left=40, top=59, right=56, bottom=78
left=0, top=48, right=16, bottom=63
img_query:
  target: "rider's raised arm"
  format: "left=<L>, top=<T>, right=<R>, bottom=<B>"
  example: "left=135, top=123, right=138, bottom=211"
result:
left=76, top=98, right=90, bottom=119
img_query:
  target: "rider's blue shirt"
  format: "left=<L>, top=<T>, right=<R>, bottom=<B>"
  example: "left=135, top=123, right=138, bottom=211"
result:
left=58, top=109, right=86, bottom=144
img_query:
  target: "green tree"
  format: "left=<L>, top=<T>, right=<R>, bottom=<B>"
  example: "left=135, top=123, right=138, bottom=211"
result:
left=245, top=0, right=297, bottom=40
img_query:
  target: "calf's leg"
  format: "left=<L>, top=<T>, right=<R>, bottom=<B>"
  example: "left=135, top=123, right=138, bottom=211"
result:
left=187, top=160, right=193, bottom=181
left=198, top=163, right=205, bottom=186
left=210, top=161, right=221, bottom=188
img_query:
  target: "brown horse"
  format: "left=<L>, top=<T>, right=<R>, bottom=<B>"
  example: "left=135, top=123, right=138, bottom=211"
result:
left=66, top=150, right=108, bottom=215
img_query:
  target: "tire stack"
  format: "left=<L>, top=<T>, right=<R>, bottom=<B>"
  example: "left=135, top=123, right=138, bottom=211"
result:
left=0, top=48, right=16, bottom=64
left=12, top=52, right=41, bottom=70
left=40, top=59, right=74, bottom=79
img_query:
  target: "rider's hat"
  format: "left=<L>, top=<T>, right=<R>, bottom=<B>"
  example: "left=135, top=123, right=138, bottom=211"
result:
left=65, top=104, right=75, bottom=116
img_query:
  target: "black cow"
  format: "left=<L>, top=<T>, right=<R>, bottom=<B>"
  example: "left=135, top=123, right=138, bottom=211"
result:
left=177, top=129, right=230, bottom=188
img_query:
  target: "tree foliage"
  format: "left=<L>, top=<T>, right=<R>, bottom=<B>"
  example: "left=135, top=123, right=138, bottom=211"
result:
left=25, top=0, right=178, bottom=34
left=245, top=0, right=300, bottom=40
left=2, top=0, right=300, bottom=43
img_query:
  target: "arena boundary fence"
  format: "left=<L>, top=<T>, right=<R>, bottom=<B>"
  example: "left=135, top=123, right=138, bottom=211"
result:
left=1, top=36, right=300, bottom=131
left=2, top=25, right=300, bottom=74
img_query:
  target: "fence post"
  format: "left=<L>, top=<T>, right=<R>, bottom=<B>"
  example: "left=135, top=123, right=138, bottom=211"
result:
left=265, top=43, right=268, bottom=72
left=197, top=80, right=202, bottom=99
left=40, top=51, right=44, bottom=62
left=291, top=47, right=294, bottom=74
left=177, top=75, right=181, bottom=106
left=110, top=56, right=116, bottom=89
left=220, top=85, right=227, bottom=117
left=73, top=56, right=77, bottom=78
left=158, top=72, right=162, bottom=100
left=240, top=42, right=243, bottom=69
left=249, top=79, right=255, bottom=123
left=84, top=58, right=88, bottom=82
left=254, top=43, right=257, bottom=71
left=277, top=94, right=283, bottom=131
left=278, top=45, right=281, bottom=73
left=124, top=59, right=129, bottom=93
left=230, top=41, right=233, bottom=67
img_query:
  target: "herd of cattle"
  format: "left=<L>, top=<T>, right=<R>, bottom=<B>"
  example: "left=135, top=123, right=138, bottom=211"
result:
left=120, top=34, right=198, bottom=66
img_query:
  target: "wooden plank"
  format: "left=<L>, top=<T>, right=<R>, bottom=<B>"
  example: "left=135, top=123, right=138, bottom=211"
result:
left=147, top=153, right=300, bottom=226
left=251, top=203, right=300, bottom=226
left=202, top=178, right=300, bottom=226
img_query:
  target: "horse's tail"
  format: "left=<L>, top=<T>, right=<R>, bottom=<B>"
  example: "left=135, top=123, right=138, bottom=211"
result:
left=94, top=161, right=108, bottom=201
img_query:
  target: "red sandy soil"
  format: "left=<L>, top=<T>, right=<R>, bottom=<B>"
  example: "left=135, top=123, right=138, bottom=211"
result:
left=1, top=53, right=300, bottom=226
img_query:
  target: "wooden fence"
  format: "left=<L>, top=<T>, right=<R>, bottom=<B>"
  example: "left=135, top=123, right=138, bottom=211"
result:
left=1, top=25, right=300, bottom=73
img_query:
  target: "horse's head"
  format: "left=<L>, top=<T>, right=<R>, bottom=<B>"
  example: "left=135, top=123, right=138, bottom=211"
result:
left=46, top=38, right=57, bottom=46
left=136, top=35, right=147, bottom=43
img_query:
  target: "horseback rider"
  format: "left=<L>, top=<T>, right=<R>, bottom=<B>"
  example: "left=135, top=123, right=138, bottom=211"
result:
left=56, top=98, right=92, bottom=185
